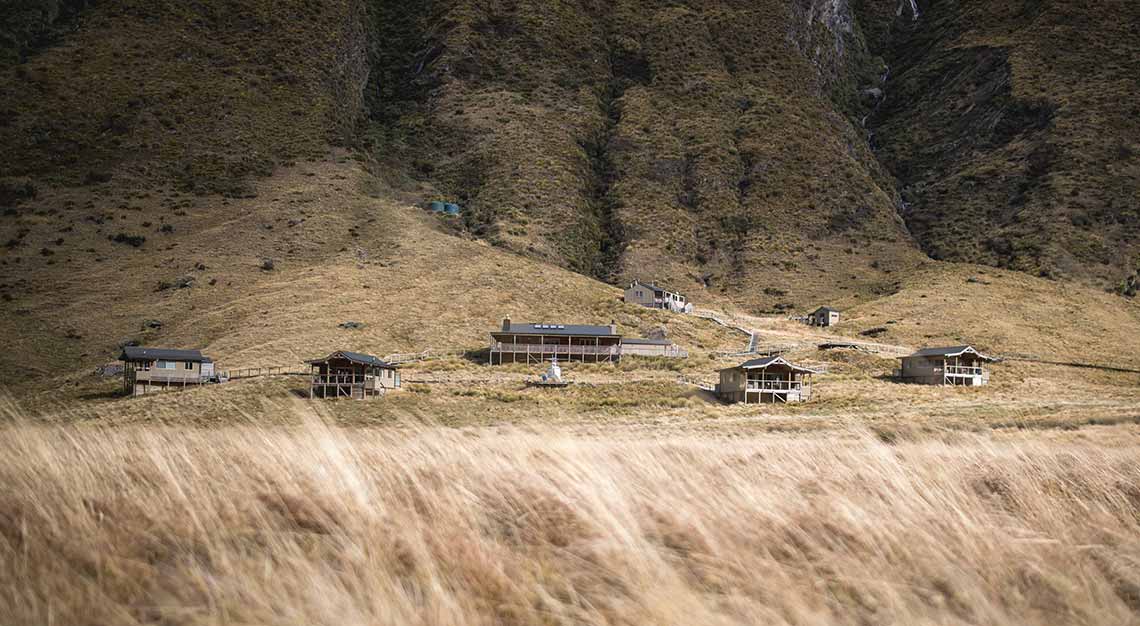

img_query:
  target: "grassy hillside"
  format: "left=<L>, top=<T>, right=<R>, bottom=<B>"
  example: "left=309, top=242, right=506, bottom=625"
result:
left=861, top=0, right=1140, bottom=288
left=368, top=0, right=926, bottom=311
left=0, top=0, right=368, bottom=196
left=0, top=152, right=753, bottom=393
left=3, top=0, right=1138, bottom=313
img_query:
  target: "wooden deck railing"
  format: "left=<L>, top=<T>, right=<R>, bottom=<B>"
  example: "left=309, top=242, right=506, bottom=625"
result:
left=491, top=343, right=621, bottom=356
left=130, top=372, right=208, bottom=384
left=746, top=380, right=804, bottom=392
left=219, top=367, right=307, bottom=380
left=311, top=375, right=382, bottom=388
left=945, top=366, right=984, bottom=376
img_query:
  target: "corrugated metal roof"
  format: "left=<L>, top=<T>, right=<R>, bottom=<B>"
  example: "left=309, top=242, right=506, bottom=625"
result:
left=495, top=323, right=619, bottom=337
left=119, top=347, right=207, bottom=362
left=726, top=356, right=819, bottom=373
left=307, top=351, right=397, bottom=368
left=906, top=345, right=993, bottom=360
left=813, top=306, right=839, bottom=314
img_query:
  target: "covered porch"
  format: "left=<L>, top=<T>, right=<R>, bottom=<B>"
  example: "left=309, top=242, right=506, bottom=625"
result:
left=744, top=368, right=814, bottom=403
left=489, top=334, right=622, bottom=364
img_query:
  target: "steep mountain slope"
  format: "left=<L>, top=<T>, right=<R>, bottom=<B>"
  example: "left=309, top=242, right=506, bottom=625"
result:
left=368, top=0, right=926, bottom=313
left=0, top=0, right=368, bottom=195
left=3, top=0, right=1140, bottom=375
left=859, top=0, right=1140, bottom=287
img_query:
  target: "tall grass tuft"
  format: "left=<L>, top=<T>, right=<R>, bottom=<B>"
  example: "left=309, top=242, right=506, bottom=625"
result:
left=1, top=414, right=1138, bottom=625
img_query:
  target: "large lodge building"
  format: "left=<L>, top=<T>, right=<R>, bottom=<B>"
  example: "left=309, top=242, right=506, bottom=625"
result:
left=489, top=317, right=622, bottom=364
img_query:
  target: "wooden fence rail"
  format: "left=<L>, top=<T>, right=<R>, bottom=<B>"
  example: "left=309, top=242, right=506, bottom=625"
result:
left=219, top=367, right=308, bottom=380
left=383, top=349, right=467, bottom=365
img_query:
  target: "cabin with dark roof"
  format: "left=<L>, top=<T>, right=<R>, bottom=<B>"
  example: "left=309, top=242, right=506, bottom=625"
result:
left=306, top=351, right=400, bottom=399
left=624, top=280, right=692, bottom=313
left=490, top=317, right=622, bottom=364
left=119, top=346, right=214, bottom=396
left=808, top=306, right=840, bottom=327
left=897, top=346, right=995, bottom=386
left=716, top=356, right=818, bottom=403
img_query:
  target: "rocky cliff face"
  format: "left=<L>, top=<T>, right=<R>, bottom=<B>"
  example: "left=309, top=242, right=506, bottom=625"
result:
left=860, top=0, right=1140, bottom=288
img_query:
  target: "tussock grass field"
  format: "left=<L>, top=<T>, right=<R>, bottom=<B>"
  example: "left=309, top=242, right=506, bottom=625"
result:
left=2, top=413, right=1139, bottom=625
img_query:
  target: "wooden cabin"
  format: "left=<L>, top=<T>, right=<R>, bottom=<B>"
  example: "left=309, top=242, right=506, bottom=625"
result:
left=897, top=346, right=995, bottom=386
left=307, top=351, right=400, bottom=399
left=716, top=356, right=817, bottom=404
left=620, top=337, right=687, bottom=358
left=808, top=306, right=840, bottom=327
left=490, top=317, right=622, bottom=364
left=119, top=346, right=213, bottom=396
left=624, top=280, right=692, bottom=313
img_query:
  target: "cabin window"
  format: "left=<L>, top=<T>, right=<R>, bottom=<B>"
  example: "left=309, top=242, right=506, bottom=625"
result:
left=157, top=361, right=176, bottom=369
left=184, top=362, right=193, bottom=370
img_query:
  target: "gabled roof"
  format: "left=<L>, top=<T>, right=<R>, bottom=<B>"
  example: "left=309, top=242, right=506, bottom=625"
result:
left=904, top=345, right=995, bottom=361
left=629, top=280, right=674, bottom=294
left=495, top=323, right=619, bottom=337
left=813, top=306, right=839, bottom=315
left=306, top=351, right=397, bottom=368
left=723, top=355, right=819, bottom=374
left=119, top=347, right=207, bottom=363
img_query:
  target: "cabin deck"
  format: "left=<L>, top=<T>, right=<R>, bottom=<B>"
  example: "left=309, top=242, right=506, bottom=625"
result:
left=743, top=378, right=811, bottom=403
left=489, top=342, right=621, bottom=364
left=309, top=374, right=390, bottom=399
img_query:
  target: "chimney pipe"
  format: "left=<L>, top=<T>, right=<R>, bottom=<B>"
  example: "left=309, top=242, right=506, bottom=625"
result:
left=502, top=315, right=512, bottom=331
left=609, top=319, right=617, bottom=335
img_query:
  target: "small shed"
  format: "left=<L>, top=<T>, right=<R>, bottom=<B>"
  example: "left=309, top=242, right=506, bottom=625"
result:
left=119, top=346, right=213, bottom=396
left=809, top=306, right=840, bottom=327
left=898, top=345, right=995, bottom=386
left=307, top=351, right=400, bottom=399
left=716, top=356, right=818, bottom=404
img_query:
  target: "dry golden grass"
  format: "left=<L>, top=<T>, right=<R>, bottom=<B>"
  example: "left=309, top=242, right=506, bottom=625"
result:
left=0, top=154, right=744, bottom=396
left=1, top=412, right=1139, bottom=625
left=5, top=147, right=1139, bottom=398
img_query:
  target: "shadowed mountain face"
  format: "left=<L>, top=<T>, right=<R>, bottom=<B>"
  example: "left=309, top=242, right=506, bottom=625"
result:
left=368, top=0, right=923, bottom=312
left=0, top=0, right=370, bottom=195
left=859, top=0, right=1140, bottom=286
left=1, top=0, right=1138, bottom=313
